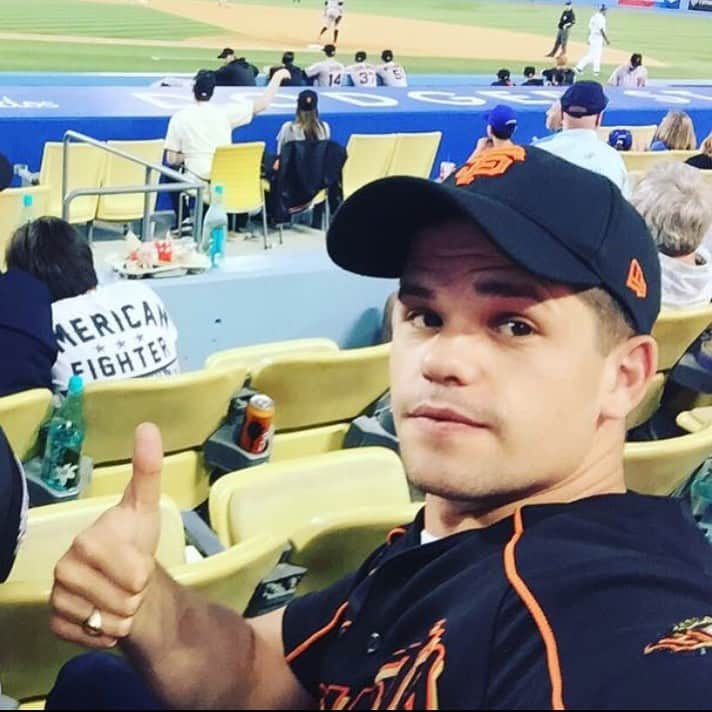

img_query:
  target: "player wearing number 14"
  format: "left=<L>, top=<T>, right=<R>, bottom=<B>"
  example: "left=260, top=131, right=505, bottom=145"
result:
left=305, top=44, right=345, bottom=87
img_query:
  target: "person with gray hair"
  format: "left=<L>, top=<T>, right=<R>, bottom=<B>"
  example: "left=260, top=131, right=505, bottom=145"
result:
left=630, top=162, right=712, bottom=309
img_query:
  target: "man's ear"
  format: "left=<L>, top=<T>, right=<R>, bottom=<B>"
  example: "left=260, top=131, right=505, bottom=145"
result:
left=600, top=335, right=658, bottom=421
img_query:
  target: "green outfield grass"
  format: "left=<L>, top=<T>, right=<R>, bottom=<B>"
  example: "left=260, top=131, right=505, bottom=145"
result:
left=0, top=0, right=710, bottom=78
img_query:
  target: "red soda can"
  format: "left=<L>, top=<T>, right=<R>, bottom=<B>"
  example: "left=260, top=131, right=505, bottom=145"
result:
left=238, top=394, right=274, bottom=454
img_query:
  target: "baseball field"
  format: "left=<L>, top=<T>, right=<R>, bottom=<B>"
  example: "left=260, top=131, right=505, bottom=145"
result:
left=1, top=0, right=711, bottom=78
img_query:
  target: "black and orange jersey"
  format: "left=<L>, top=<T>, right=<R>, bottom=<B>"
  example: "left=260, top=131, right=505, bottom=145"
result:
left=283, top=493, right=712, bottom=709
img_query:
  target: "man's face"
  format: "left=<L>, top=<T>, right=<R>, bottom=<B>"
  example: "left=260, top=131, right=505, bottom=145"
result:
left=390, top=221, right=616, bottom=506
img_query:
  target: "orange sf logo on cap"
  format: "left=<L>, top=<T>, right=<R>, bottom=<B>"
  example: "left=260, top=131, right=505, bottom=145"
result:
left=454, top=146, right=527, bottom=186
left=626, top=258, right=647, bottom=299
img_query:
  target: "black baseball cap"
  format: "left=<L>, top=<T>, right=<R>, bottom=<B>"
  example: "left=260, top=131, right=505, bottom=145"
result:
left=355, top=50, right=367, bottom=63
left=297, top=89, right=318, bottom=111
left=561, top=80, right=608, bottom=117
left=217, top=47, right=235, bottom=59
left=323, top=44, right=337, bottom=57
left=382, top=49, right=394, bottom=62
left=193, top=70, right=216, bottom=100
left=327, top=145, right=660, bottom=334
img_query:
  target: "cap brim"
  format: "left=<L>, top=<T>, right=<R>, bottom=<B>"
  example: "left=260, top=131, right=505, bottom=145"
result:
left=327, top=177, right=602, bottom=289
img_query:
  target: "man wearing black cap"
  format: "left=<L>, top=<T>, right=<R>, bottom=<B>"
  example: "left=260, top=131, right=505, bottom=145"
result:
left=376, top=49, right=408, bottom=87
left=214, top=47, right=259, bottom=87
left=269, top=51, right=307, bottom=86
left=608, top=53, right=648, bottom=88
left=305, top=44, right=345, bottom=87
left=346, top=50, right=377, bottom=87
left=546, top=0, right=576, bottom=58
left=49, top=147, right=712, bottom=710
left=536, top=80, right=629, bottom=193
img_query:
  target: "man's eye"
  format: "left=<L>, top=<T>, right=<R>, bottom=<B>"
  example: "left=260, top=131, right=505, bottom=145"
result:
left=496, top=319, right=535, bottom=337
left=406, top=311, right=441, bottom=329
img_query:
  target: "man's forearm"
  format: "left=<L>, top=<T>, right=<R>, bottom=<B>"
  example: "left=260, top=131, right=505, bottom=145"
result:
left=120, top=566, right=268, bottom=709
left=253, top=73, right=285, bottom=114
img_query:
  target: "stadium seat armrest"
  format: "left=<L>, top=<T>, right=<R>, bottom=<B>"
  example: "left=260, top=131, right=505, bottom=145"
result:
left=676, top=407, right=712, bottom=434
left=182, top=510, right=225, bottom=557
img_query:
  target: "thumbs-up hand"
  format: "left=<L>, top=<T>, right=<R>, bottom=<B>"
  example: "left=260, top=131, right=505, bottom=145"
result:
left=50, top=423, right=164, bottom=649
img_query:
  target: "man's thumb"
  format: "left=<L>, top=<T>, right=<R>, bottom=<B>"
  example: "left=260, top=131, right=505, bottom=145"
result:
left=121, top=422, right=163, bottom=512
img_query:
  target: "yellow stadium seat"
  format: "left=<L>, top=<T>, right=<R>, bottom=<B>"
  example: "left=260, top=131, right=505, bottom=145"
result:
left=624, top=410, right=712, bottom=495
left=209, top=142, right=269, bottom=247
left=289, top=503, right=421, bottom=593
left=0, top=501, right=284, bottom=702
left=0, top=186, right=51, bottom=269
left=38, top=142, right=106, bottom=226
left=597, top=125, right=657, bottom=152
left=0, top=389, right=52, bottom=460
left=342, top=134, right=397, bottom=198
left=621, top=150, right=697, bottom=172
left=249, top=344, right=390, bottom=458
left=209, top=447, right=410, bottom=547
left=95, top=139, right=165, bottom=226
left=385, top=131, right=442, bottom=178
left=204, top=337, right=340, bottom=377
left=79, top=367, right=246, bottom=507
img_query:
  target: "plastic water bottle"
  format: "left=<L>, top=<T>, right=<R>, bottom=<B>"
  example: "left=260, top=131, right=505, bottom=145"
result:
left=18, top=193, right=34, bottom=226
left=200, top=184, right=228, bottom=268
left=40, top=375, right=86, bottom=491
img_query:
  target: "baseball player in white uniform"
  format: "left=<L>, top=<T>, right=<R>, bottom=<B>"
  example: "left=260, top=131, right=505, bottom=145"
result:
left=305, top=44, right=345, bottom=87
left=376, top=49, right=408, bottom=87
left=346, top=50, right=377, bottom=87
left=318, top=0, right=344, bottom=45
left=575, top=4, right=610, bottom=76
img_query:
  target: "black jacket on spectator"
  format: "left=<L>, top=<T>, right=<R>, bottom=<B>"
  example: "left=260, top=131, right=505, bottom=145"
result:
left=0, top=425, right=25, bottom=582
left=522, top=78, right=545, bottom=86
left=686, top=154, right=712, bottom=170
left=270, top=64, right=307, bottom=86
left=0, top=269, right=57, bottom=398
left=268, top=140, right=347, bottom=223
left=214, top=58, right=258, bottom=86
left=543, top=67, right=575, bottom=85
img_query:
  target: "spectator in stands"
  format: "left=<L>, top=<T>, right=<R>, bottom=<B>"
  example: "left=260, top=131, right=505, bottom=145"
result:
left=4, top=218, right=180, bottom=392
left=536, top=81, right=629, bottom=194
left=650, top=110, right=697, bottom=151
left=468, top=104, right=518, bottom=159
left=269, top=52, right=306, bottom=86
left=0, top=425, right=26, bottom=584
left=545, top=99, right=563, bottom=132
left=608, top=53, right=647, bottom=89
left=491, top=68, right=513, bottom=86
left=521, top=66, right=544, bottom=86
left=346, top=50, right=377, bottom=87
left=276, top=89, right=331, bottom=155
left=0, top=268, right=57, bottom=398
left=687, top=131, right=712, bottom=170
left=163, top=67, right=289, bottom=226
left=376, top=49, right=408, bottom=87
left=631, top=162, right=712, bottom=309
left=542, top=54, right=575, bottom=86
left=214, top=48, right=258, bottom=87
left=305, top=44, right=345, bottom=87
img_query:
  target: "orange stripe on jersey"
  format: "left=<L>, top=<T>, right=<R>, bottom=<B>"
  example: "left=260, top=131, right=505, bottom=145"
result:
left=503, top=508, right=566, bottom=710
left=285, top=601, right=349, bottom=664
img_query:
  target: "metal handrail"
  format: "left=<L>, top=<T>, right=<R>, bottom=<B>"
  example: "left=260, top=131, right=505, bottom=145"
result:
left=62, top=130, right=204, bottom=242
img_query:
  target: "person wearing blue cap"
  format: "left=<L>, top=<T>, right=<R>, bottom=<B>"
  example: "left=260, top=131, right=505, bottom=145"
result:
left=469, top=104, right=518, bottom=159
left=536, top=80, right=629, bottom=194
left=575, top=4, right=610, bottom=76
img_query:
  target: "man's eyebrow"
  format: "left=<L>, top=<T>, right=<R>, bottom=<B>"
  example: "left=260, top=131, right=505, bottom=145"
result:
left=474, top=278, right=549, bottom=302
left=398, top=282, right=434, bottom=300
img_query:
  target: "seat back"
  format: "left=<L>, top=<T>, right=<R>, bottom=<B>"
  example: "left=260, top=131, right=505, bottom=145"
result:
left=624, top=416, right=712, bottom=495
left=210, top=142, right=266, bottom=213
left=621, top=150, right=697, bottom=172
left=7, top=495, right=185, bottom=583
left=385, top=131, right=442, bottom=178
left=204, top=337, right=340, bottom=375
left=342, top=134, right=397, bottom=198
left=209, top=447, right=410, bottom=546
left=0, top=186, right=51, bottom=268
left=652, top=304, right=712, bottom=371
left=0, top=388, right=52, bottom=459
left=250, top=344, right=390, bottom=431
left=597, top=125, right=657, bottom=152
left=95, top=139, right=165, bottom=222
left=82, top=366, right=247, bottom=464
left=39, top=142, right=105, bottom=223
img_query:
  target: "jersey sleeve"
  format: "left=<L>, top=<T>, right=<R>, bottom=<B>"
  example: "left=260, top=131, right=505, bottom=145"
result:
left=282, top=572, right=359, bottom=700
left=164, top=114, right=182, bottom=154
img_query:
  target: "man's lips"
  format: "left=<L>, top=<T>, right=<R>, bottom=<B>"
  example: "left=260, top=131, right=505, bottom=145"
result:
left=407, top=405, right=489, bottom=428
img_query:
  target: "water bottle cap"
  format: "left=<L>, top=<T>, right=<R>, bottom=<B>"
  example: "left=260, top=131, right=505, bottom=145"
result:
left=213, top=184, right=224, bottom=195
left=67, top=374, right=84, bottom=395
left=22, top=194, right=33, bottom=207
